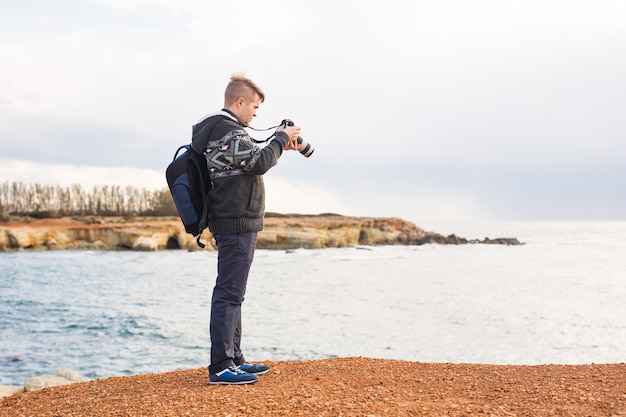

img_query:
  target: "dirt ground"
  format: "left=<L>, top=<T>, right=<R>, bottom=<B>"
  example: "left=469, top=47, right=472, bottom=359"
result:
left=2, top=357, right=624, bottom=416
left=0, top=216, right=182, bottom=229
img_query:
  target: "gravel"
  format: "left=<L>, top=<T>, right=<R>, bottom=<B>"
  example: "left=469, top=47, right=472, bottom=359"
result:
left=1, top=357, right=625, bottom=416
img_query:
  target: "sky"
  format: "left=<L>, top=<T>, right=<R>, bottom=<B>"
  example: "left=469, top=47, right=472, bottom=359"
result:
left=1, top=0, right=625, bottom=222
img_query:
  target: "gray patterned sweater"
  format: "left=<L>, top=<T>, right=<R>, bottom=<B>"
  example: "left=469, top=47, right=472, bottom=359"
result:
left=191, top=110, right=288, bottom=235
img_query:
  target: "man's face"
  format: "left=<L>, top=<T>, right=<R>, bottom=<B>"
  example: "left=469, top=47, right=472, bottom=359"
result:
left=238, top=94, right=261, bottom=126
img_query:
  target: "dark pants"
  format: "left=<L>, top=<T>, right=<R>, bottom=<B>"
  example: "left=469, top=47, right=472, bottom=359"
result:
left=209, top=232, right=257, bottom=374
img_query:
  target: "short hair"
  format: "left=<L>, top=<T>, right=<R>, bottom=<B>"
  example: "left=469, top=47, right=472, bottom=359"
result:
left=224, top=73, right=265, bottom=106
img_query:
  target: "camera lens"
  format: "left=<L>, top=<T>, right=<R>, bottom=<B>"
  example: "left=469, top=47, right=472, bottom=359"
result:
left=297, top=137, right=314, bottom=158
left=281, top=119, right=314, bottom=157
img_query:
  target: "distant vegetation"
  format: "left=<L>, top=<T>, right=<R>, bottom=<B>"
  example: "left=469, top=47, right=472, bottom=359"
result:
left=0, top=181, right=177, bottom=218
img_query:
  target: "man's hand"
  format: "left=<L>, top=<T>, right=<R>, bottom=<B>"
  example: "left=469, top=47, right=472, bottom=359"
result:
left=278, top=124, right=301, bottom=151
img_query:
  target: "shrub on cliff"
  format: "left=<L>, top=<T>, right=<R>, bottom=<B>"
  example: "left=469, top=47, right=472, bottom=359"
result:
left=28, top=210, right=62, bottom=219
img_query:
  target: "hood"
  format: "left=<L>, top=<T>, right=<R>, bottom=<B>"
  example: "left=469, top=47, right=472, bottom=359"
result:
left=190, top=110, right=239, bottom=154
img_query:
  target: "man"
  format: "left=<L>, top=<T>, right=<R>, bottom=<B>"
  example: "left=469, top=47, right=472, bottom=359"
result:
left=191, top=74, right=301, bottom=385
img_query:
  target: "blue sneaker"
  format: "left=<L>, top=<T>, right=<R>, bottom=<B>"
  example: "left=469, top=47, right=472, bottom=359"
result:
left=209, top=366, right=258, bottom=385
left=237, top=362, right=270, bottom=375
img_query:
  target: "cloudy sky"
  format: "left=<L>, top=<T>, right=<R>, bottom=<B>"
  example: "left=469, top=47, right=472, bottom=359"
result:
left=1, top=1, right=625, bottom=222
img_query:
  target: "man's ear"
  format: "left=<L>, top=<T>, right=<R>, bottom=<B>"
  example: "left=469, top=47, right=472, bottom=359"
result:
left=235, top=96, right=246, bottom=109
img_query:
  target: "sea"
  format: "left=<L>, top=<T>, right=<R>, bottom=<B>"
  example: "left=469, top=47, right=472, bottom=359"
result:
left=1, top=221, right=625, bottom=386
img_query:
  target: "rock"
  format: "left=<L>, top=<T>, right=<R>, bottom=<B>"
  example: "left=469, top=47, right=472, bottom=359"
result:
left=46, top=237, right=58, bottom=249
left=0, top=385, right=24, bottom=398
left=479, top=237, right=522, bottom=245
left=57, top=369, right=83, bottom=382
left=24, top=370, right=83, bottom=392
left=132, top=237, right=158, bottom=251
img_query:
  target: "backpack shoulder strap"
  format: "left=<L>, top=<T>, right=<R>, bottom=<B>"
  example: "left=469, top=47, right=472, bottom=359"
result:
left=172, top=144, right=190, bottom=161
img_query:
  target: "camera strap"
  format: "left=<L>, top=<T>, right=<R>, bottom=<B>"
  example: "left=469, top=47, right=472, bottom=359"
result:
left=246, top=124, right=281, bottom=144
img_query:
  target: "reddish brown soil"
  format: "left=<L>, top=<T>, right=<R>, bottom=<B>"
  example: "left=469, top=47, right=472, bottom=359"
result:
left=2, top=357, right=625, bottom=416
left=0, top=216, right=182, bottom=230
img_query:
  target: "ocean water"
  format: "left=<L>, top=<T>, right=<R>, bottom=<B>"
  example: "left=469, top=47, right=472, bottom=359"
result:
left=1, top=221, right=625, bottom=386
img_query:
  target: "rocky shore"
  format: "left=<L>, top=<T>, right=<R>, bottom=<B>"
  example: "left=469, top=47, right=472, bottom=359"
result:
left=0, top=214, right=521, bottom=252
left=1, top=357, right=624, bottom=416
left=0, top=370, right=83, bottom=398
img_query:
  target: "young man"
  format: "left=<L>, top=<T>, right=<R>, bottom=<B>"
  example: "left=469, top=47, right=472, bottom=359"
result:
left=191, top=74, right=301, bottom=384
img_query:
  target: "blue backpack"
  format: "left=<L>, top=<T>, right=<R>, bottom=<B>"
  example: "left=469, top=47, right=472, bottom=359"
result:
left=165, top=144, right=212, bottom=248
left=166, top=113, right=230, bottom=248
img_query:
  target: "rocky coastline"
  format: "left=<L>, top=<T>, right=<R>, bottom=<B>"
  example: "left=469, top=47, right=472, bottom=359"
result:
left=0, top=214, right=521, bottom=252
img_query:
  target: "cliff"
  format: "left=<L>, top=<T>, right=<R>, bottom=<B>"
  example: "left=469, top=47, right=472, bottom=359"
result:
left=0, top=214, right=521, bottom=252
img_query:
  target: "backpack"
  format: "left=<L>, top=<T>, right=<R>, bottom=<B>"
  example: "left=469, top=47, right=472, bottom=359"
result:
left=165, top=144, right=212, bottom=248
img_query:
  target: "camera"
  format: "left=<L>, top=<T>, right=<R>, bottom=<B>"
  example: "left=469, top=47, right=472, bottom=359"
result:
left=281, top=119, right=314, bottom=158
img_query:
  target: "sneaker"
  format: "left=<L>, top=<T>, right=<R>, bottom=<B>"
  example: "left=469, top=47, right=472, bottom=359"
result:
left=237, top=362, right=270, bottom=375
left=209, top=366, right=258, bottom=385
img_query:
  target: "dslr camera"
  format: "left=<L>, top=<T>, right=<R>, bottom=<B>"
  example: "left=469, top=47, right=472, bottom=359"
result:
left=281, top=119, right=314, bottom=158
